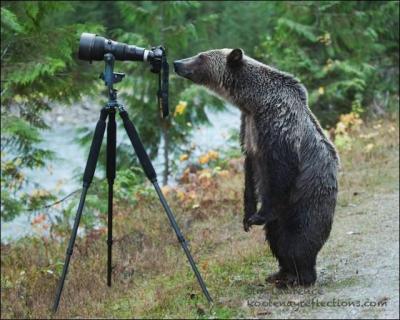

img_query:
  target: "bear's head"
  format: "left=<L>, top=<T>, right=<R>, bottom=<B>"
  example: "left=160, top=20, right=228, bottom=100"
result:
left=174, top=48, right=247, bottom=97
left=174, top=48, right=307, bottom=113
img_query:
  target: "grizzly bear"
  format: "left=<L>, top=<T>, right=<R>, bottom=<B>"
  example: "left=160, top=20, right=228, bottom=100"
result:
left=174, top=49, right=339, bottom=287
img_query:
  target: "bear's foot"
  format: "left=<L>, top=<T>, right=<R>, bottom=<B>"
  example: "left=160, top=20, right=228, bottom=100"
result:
left=265, top=269, right=288, bottom=284
left=273, top=273, right=299, bottom=289
left=271, top=272, right=316, bottom=289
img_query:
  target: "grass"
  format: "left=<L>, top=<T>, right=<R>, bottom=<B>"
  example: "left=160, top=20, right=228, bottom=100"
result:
left=1, top=116, right=399, bottom=319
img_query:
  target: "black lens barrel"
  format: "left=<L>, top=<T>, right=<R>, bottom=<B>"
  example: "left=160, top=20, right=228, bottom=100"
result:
left=79, top=33, right=146, bottom=62
left=78, top=32, right=97, bottom=61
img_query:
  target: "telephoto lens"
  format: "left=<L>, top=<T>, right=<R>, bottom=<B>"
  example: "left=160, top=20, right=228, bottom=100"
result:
left=78, top=33, right=149, bottom=62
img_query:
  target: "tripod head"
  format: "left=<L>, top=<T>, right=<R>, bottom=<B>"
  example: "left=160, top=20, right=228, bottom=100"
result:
left=100, top=53, right=125, bottom=107
left=81, top=33, right=169, bottom=118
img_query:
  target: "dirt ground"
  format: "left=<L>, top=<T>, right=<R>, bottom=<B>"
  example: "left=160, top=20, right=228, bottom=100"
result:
left=245, top=186, right=399, bottom=319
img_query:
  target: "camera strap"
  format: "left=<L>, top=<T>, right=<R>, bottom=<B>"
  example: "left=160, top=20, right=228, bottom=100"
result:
left=157, top=48, right=169, bottom=119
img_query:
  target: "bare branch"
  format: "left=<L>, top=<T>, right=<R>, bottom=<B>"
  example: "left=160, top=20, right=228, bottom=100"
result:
left=28, top=189, right=80, bottom=212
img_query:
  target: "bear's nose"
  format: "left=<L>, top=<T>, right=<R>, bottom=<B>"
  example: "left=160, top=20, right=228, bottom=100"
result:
left=173, top=60, right=182, bottom=72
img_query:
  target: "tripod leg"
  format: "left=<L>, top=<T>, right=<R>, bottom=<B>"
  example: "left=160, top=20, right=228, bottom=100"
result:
left=52, top=108, right=108, bottom=313
left=106, top=110, right=116, bottom=286
left=153, top=181, right=213, bottom=303
left=119, top=109, right=213, bottom=303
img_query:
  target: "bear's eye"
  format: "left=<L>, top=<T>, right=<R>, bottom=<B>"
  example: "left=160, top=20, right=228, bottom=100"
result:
left=199, top=54, right=206, bottom=61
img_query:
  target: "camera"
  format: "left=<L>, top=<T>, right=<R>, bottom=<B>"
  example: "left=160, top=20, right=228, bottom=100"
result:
left=78, top=33, right=164, bottom=72
left=78, top=33, right=169, bottom=118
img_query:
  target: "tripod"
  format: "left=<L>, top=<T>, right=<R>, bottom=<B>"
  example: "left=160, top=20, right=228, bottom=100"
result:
left=52, top=53, right=212, bottom=312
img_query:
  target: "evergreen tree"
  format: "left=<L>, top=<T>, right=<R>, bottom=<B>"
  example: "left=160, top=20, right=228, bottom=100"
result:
left=1, top=1, right=102, bottom=220
left=255, top=1, right=399, bottom=126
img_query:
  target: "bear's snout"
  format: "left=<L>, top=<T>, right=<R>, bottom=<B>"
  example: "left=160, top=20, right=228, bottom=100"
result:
left=173, top=58, right=194, bottom=79
left=173, top=60, right=184, bottom=73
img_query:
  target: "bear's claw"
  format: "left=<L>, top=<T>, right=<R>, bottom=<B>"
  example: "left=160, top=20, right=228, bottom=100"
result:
left=248, top=213, right=267, bottom=225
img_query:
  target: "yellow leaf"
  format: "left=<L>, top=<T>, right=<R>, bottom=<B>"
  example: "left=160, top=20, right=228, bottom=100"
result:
left=318, top=87, right=325, bottom=95
left=198, top=169, right=212, bottom=180
left=161, top=185, right=172, bottom=196
left=218, top=170, right=230, bottom=178
left=177, top=191, right=186, bottom=201
left=198, top=154, right=210, bottom=165
left=335, top=122, right=347, bottom=134
left=364, top=143, right=374, bottom=152
left=179, top=154, right=189, bottom=161
left=174, top=101, right=188, bottom=116
left=207, top=150, right=219, bottom=160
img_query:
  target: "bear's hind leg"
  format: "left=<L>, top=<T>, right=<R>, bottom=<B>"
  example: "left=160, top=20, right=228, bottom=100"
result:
left=265, top=217, right=318, bottom=287
left=276, top=236, right=318, bottom=288
left=264, top=220, right=292, bottom=283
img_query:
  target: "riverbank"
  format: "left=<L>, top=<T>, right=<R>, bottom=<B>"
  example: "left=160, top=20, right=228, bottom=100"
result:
left=1, top=103, right=241, bottom=242
left=1, top=118, right=398, bottom=319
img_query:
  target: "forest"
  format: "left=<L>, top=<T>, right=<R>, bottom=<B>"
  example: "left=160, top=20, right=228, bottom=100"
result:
left=1, top=1, right=399, bottom=319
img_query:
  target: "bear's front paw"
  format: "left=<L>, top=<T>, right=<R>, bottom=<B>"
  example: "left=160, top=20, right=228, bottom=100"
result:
left=248, top=213, right=267, bottom=225
left=243, top=217, right=251, bottom=232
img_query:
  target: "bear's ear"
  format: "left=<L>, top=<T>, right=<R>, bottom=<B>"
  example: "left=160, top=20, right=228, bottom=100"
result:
left=227, top=48, right=244, bottom=67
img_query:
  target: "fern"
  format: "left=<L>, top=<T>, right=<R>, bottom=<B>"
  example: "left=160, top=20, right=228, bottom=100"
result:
left=1, top=7, right=24, bottom=33
left=277, top=18, right=317, bottom=42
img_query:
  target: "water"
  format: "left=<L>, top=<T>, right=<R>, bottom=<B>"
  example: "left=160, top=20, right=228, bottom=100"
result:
left=1, top=105, right=241, bottom=243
